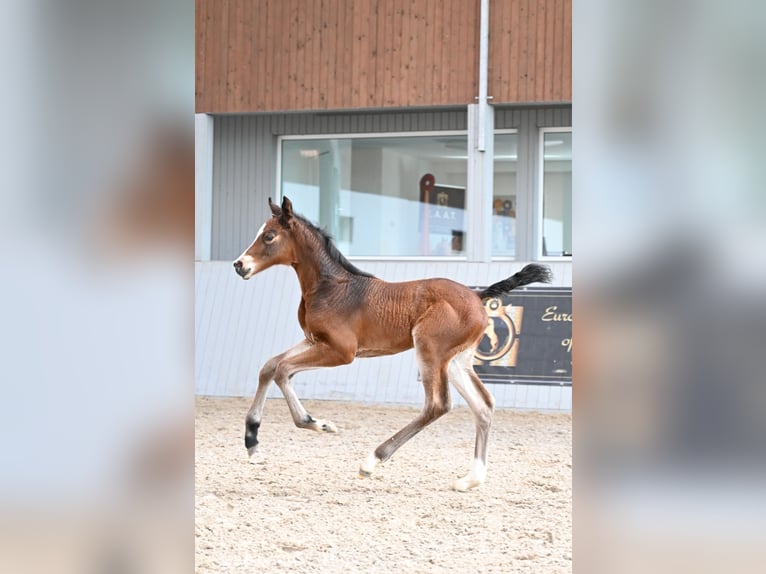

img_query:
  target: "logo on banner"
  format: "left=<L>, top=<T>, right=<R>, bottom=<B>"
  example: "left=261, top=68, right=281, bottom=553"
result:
left=474, top=298, right=524, bottom=366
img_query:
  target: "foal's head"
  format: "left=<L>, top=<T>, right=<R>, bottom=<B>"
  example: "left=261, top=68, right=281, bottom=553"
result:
left=233, top=196, right=300, bottom=280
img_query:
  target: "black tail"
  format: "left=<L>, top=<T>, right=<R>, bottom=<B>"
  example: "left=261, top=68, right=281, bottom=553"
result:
left=478, top=264, right=552, bottom=299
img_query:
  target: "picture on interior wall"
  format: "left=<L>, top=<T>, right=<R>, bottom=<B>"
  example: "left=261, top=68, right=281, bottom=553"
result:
left=418, top=173, right=466, bottom=256
left=492, top=195, right=517, bottom=255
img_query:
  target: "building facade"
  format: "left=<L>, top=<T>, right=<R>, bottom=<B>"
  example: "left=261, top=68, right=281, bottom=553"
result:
left=196, top=0, right=572, bottom=409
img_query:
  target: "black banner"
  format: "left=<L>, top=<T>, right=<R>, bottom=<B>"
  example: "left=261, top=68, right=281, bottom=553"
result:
left=472, top=287, right=572, bottom=386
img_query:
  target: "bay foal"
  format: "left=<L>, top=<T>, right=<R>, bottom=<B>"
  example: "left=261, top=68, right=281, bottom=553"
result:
left=233, top=197, right=551, bottom=491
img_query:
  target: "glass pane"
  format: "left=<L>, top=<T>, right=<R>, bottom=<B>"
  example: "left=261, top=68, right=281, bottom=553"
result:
left=542, top=132, right=572, bottom=257
left=281, top=135, right=468, bottom=256
left=492, top=132, right=518, bottom=257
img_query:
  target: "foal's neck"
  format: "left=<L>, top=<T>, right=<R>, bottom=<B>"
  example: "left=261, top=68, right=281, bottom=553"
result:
left=291, top=225, right=353, bottom=296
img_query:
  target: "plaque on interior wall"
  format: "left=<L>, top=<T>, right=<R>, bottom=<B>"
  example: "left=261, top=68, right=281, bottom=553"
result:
left=419, top=173, right=466, bottom=255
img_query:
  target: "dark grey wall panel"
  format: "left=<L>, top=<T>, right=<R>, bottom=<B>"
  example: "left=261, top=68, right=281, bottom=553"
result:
left=212, top=115, right=277, bottom=260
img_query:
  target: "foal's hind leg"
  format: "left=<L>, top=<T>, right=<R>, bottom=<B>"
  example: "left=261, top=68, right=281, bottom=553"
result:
left=359, top=341, right=452, bottom=478
left=448, top=348, right=495, bottom=491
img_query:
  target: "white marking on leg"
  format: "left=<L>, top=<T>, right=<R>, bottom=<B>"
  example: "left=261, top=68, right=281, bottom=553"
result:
left=448, top=349, right=481, bottom=404
left=449, top=349, right=493, bottom=491
left=453, top=458, right=487, bottom=492
left=359, top=451, right=379, bottom=477
left=311, top=419, right=338, bottom=433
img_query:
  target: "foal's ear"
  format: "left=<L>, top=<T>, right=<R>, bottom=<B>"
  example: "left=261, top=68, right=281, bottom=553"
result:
left=268, top=197, right=281, bottom=217
left=281, top=196, right=294, bottom=219
left=274, top=196, right=294, bottom=227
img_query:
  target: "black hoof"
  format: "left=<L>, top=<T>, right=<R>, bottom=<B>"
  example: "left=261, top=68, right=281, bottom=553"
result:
left=245, top=420, right=260, bottom=450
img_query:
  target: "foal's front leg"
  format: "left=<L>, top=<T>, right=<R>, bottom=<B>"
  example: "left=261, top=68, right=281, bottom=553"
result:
left=245, top=339, right=312, bottom=456
left=272, top=341, right=354, bottom=432
left=245, top=339, right=353, bottom=456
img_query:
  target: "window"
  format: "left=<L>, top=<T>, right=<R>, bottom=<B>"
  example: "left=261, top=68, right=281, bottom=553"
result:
left=277, top=126, right=571, bottom=261
left=280, top=134, right=468, bottom=257
left=540, top=129, right=572, bottom=258
left=492, top=131, right=518, bottom=258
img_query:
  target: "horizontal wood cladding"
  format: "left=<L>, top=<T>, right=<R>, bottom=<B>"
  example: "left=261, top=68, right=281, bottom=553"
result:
left=489, top=0, right=571, bottom=103
left=196, top=0, right=571, bottom=113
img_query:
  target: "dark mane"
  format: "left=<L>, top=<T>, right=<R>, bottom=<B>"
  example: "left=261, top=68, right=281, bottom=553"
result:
left=294, top=213, right=375, bottom=278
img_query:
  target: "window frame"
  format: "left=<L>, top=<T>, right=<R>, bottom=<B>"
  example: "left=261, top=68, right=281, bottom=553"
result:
left=490, top=128, right=520, bottom=261
left=536, top=127, right=573, bottom=262
left=276, top=130, right=470, bottom=261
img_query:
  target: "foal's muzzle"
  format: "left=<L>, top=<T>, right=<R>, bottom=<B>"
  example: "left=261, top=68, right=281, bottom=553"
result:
left=233, top=259, right=250, bottom=278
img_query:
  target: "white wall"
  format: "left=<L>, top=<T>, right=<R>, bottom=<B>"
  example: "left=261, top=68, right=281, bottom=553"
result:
left=196, top=260, right=572, bottom=411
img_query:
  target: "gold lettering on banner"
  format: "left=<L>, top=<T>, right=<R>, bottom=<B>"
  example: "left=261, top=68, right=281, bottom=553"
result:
left=541, top=305, right=572, bottom=322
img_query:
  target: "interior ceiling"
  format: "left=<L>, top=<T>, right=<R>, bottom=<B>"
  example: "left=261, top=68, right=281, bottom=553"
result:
left=287, top=134, right=570, bottom=162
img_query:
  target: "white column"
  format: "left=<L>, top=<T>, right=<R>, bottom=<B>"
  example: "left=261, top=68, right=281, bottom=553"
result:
left=195, top=113, right=214, bottom=261
left=467, top=103, right=495, bottom=262
left=477, top=0, right=490, bottom=151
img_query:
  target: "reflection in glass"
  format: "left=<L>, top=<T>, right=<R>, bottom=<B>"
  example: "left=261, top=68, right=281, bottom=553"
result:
left=542, top=131, right=572, bottom=257
left=492, top=132, right=518, bottom=257
left=281, top=136, right=468, bottom=257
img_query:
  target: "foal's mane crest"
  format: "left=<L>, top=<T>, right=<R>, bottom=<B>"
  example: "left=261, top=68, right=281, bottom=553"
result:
left=293, top=213, right=374, bottom=278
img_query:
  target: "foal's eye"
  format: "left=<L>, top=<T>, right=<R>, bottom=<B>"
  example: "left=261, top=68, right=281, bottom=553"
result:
left=263, top=231, right=276, bottom=243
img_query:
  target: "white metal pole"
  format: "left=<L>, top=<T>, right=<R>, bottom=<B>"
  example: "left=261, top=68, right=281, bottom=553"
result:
left=477, top=0, right=490, bottom=151
left=195, top=113, right=214, bottom=261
